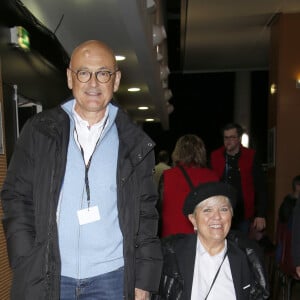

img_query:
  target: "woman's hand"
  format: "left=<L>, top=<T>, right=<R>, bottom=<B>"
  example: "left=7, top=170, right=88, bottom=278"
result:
left=135, top=288, right=150, bottom=300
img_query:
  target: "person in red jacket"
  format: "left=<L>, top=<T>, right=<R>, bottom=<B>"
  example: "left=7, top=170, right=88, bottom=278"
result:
left=160, top=134, right=219, bottom=237
left=210, top=123, right=267, bottom=234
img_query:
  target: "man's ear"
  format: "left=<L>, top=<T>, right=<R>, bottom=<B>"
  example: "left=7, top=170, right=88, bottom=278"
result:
left=66, top=68, right=73, bottom=90
left=113, top=70, right=121, bottom=92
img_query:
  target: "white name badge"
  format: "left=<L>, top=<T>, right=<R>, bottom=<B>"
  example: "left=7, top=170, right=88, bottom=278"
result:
left=77, top=206, right=100, bottom=225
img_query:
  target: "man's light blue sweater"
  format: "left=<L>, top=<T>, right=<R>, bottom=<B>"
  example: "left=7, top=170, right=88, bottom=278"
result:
left=57, top=100, right=124, bottom=279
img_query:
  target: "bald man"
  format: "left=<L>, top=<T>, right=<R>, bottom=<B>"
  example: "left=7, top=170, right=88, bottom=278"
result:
left=1, top=40, right=162, bottom=300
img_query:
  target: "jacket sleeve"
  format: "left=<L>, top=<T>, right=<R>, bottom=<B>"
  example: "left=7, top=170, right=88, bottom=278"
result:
left=151, top=235, right=184, bottom=299
left=1, top=119, right=36, bottom=268
left=156, top=173, right=164, bottom=238
left=134, top=149, right=163, bottom=292
left=252, top=153, right=267, bottom=218
left=228, top=231, right=270, bottom=299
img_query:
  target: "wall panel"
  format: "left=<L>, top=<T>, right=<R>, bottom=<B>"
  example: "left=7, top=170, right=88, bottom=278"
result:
left=0, top=59, right=12, bottom=300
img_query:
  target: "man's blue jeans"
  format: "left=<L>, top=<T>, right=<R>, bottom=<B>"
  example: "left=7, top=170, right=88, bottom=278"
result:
left=60, top=267, right=124, bottom=300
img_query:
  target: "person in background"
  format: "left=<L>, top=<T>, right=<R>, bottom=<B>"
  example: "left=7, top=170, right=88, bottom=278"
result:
left=274, top=175, right=300, bottom=279
left=291, top=176, right=300, bottom=277
left=279, top=175, right=300, bottom=224
left=154, top=150, right=171, bottom=187
left=210, top=123, right=267, bottom=234
left=160, top=134, right=218, bottom=237
left=1, top=40, right=162, bottom=300
left=153, top=181, right=269, bottom=300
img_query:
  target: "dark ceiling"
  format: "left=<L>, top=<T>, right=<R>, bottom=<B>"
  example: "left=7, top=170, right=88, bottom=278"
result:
left=165, top=0, right=181, bottom=73
left=148, top=0, right=270, bottom=159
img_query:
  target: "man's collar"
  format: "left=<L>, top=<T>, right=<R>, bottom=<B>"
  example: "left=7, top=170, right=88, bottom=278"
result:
left=224, top=146, right=241, bottom=158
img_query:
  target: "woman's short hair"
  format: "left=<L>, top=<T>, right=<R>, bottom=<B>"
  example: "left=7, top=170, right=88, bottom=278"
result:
left=172, top=134, right=207, bottom=167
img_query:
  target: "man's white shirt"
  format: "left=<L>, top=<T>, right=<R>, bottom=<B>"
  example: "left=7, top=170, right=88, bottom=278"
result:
left=73, top=105, right=109, bottom=164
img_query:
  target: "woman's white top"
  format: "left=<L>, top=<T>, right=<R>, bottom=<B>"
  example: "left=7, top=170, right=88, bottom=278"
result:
left=191, top=238, right=236, bottom=300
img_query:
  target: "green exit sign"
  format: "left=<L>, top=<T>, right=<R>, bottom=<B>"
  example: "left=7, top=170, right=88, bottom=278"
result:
left=17, top=26, right=30, bottom=50
left=10, top=26, right=30, bottom=50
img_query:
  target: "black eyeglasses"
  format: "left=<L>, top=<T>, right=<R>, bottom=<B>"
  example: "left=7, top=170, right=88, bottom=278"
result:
left=223, top=135, right=239, bottom=140
left=69, top=68, right=118, bottom=83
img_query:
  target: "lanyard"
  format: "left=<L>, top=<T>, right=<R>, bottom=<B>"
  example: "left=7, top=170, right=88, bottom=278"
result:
left=204, top=250, right=228, bottom=300
left=75, top=116, right=108, bottom=208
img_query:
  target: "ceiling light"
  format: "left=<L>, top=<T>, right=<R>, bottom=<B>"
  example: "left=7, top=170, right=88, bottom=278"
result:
left=138, top=106, right=149, bottom=110
left=153, top=25, right=166, bottom=46
left=160, top=65, right=170, bottom=80
left=162, top=80, right=168, bottom=89
left=157, top=52, right=163, bottom=61
left=156, top=45, right=163, bottom=61
left=128, top=87, right=141, bottom=92
left=115, top=55, right=126, bottom=61
left=166, top=102, right=174, bottom=114
left=147, top=0, right=156, bottom=9
left=147, top=0, right=156, bottom=13
left=164, top=89, right=172, bottom=101
left=145, top=118, right=155, bottom=122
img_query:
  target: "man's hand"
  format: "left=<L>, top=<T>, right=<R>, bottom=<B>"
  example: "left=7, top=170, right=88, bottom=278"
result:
left=252, top=217, right=266, bottom=231
left=135, top=288, right=150, bottom=300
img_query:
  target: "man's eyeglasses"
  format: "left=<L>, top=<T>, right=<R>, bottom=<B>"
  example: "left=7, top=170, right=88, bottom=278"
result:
left=223, top=135, right=239, bottom=140
left=69, top=68, right=118, bottom=83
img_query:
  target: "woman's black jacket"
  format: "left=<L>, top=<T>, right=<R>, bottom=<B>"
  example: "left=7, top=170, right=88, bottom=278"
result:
left=152, top=231, right=269, bottom=300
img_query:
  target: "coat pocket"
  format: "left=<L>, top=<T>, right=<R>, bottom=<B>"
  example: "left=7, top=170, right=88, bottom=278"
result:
left=11, top=242, right=47, bottom=300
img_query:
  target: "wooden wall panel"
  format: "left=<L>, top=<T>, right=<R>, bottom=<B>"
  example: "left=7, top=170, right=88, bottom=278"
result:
left=0, top=59, right=12, bottom=300
left=269, top=13, right=300, bottom=238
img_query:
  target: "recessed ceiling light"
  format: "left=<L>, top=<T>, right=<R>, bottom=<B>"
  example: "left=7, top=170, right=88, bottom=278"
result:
left=138, top=106, right=149, bottom=110
left=128, top=87, right=141, bottom=92
left=145, top=118, right=155, bottom=122
left=115, top=55, right=126, bottom=61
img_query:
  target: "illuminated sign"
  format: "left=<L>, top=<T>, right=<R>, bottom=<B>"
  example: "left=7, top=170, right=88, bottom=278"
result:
left=10, top=26, right=30, bottom=50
